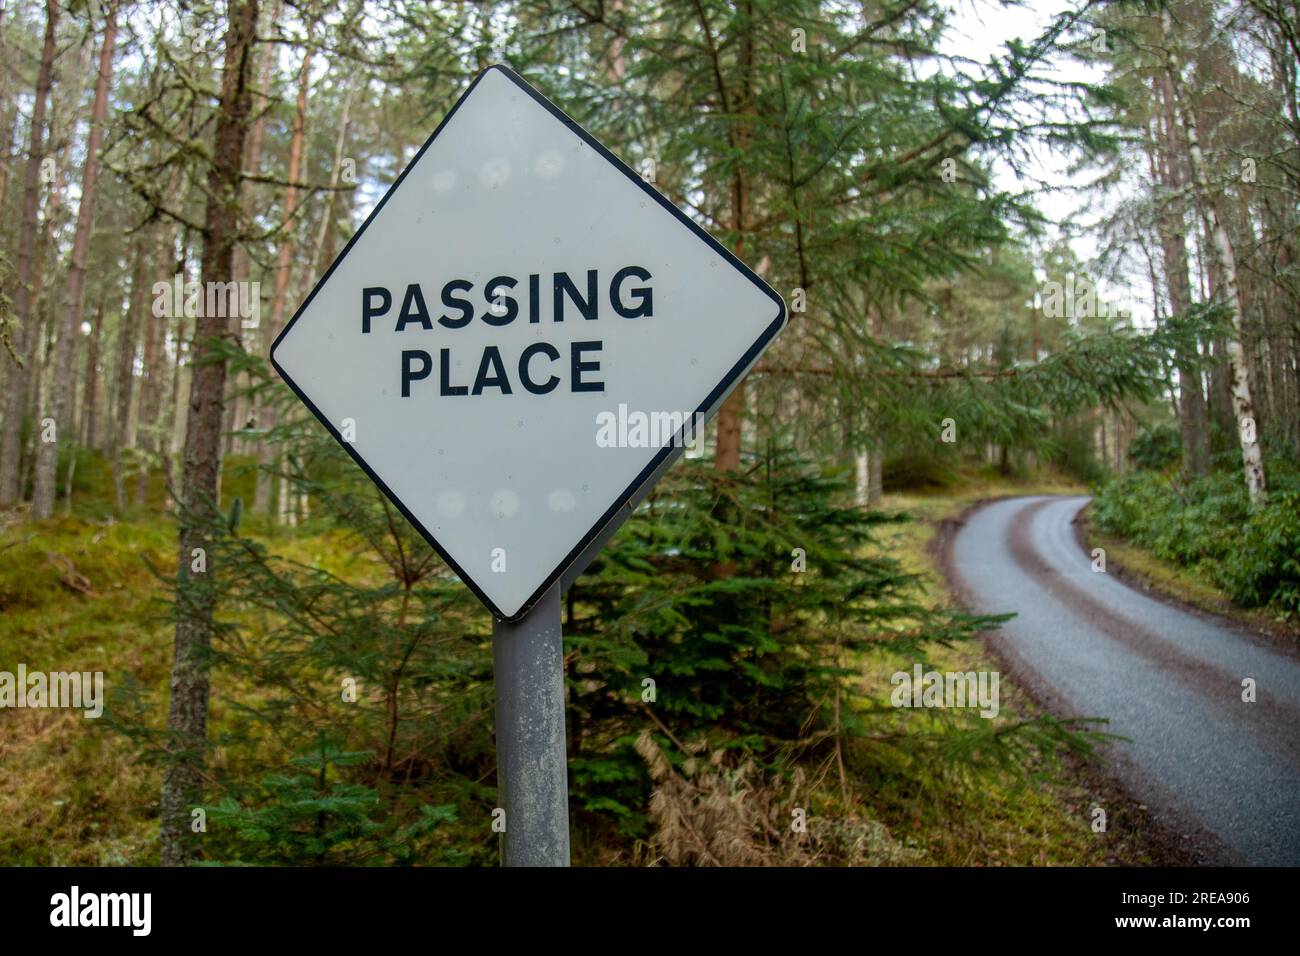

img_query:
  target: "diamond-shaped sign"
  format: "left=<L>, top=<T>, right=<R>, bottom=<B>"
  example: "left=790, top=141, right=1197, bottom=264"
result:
left=270, top=65, right=786, bottom=620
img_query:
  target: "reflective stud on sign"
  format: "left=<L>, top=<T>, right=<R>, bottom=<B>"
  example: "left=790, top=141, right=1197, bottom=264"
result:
left=270, top=65, right=786, bottom=620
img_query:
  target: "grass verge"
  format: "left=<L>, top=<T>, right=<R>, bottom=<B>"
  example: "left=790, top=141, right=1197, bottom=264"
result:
left=1078, top=508, right=1299, bottom=644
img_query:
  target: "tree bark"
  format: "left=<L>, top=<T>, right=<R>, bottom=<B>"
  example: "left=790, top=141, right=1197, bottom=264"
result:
left=136, top=176, right=188, bottom=505
left=162, top=310, right=185, bottom=505
left=225, top=3, right=278, bottom=457
left=112, top=238, right=148, bottom=510
left=32, top=1, right=117, bottom=518
left=712, top=3, right=754, bottom=473
left=160, top=0, right=260, bottom=867
left=254, top=39, right=313, bottom=514
left=80, top=299, right=104, bottom=448
left=21, top=167, right=67, bottom=499
left=1162, top=9, right=1267, bottom=506
left=0, top=0, right=60, bottom=505
left=299, top=78, right=356, bottom=299
left=133, top=262, right=163, bottom=507
left=1154, top=75, right=1210, bottom=477
left=0, top=0, right=19, bottom=215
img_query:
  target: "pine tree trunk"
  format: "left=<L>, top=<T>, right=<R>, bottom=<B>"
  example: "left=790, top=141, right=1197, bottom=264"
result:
left=854, top=447, right=883, bottom=506
left=1272, top=226, right=1300, bottom=457
left=300, top=79, right=356, bottom=297
left=21, top=178, right=66, bottom=501
left=864, top=308, right=885, bottom=504
left=112, top=238, right=148, bottom=510
left=0, top=0, right=60, bottom=505
left=133, top=270, right=163, bottom=507
left=712, top=6, right=753, bottom=473
left=135, top=178, right=187, bottom=506
left=255, top=37, right=313, bottom=514
left=1155, top=76, right=1209, bottom=477
left=160, top=0, right=260, bottom=867
left=226, top=4, right=277, bottom=459
left=1162, top=9, right=1267, bottom=507
left=31, top=1, right=117, bottom=518
left=0, top=1, right=18, bottom=215
left=1207, top=335, right=1235, bottom=442
left=80, top=299, right=104, bottom=448
left=62, top=431, right=76, bottom=515
left=276, top=459, right=295, bottom=526
left=161, top=311, right=186, bottom=508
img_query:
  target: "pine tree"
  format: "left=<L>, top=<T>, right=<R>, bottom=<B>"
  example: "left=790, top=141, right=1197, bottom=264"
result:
left=161, top=0, right=261, bottom=867
left=32, top=0, right=118, bottom=518
left=0, top=0, right=59, bottom=505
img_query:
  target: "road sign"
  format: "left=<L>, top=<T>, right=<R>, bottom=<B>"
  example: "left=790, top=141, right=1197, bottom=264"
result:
left=270, top=64, right=787, bottom=622
left=272, top=64, right=787, bottom=866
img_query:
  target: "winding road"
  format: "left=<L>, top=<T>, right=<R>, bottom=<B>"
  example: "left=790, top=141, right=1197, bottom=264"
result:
left=947, top=495, right=1300, bottom=866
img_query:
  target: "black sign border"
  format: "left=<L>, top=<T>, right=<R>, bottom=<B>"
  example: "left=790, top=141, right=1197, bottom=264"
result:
left=270, top=64, right=788, bottom=621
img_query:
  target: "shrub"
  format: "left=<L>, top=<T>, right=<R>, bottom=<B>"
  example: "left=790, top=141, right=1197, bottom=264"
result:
left=1092, top=461, right=1300, bottom=614
left=1217, top=492, right=1300, bottom=614
left=1128, top=423, right=1182, bottom=472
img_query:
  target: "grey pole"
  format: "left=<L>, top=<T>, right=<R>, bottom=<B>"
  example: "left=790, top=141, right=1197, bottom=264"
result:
left=492, top=582, right=570, bottom=866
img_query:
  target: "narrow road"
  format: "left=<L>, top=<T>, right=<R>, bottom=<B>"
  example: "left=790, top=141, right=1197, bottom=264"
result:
left=947, top=495, right=1300, bottom=865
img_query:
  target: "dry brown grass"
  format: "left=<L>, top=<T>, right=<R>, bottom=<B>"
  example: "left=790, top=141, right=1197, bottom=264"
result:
left=633, top=731, right=920, bottom=867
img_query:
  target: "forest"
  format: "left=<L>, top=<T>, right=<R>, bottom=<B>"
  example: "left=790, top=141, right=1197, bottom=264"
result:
left=0, top=0, right=1297, bottom=869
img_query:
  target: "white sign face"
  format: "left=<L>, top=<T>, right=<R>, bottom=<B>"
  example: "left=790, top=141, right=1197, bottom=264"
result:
left=271, top=65, right=786, bottom=620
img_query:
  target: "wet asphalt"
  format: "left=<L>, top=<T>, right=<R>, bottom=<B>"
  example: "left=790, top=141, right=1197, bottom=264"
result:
left=948, top=495, right=1300, bottom=865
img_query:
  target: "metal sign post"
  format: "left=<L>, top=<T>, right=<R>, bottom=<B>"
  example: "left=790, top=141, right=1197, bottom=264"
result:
left=492, top=583, right=569, bottom=866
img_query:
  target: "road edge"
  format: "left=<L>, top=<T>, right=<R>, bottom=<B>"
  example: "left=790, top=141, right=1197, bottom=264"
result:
left=1073, top=502, right=1300, bottom=651
left=930, top=494, right=1231, bottom=867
